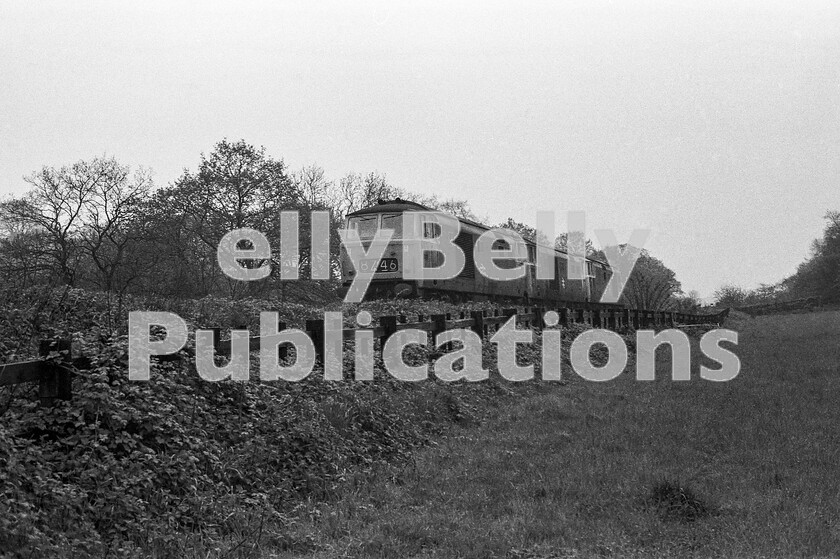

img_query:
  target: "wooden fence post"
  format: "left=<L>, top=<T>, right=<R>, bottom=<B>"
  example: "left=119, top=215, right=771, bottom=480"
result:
left=380, top=315, right=398, bottom=348
left=503, top=308, right=517, bottom=327
left=277, top=320, right=288, bottom=361
left=534, top=307, right=545, bottom=330
left=470, top=311, right=485, bottom=338
left=38, top=338, right=72, bottom=406
left=430, top=314, right=448, bottom=345
left=306, top=319, right=325, bottom=363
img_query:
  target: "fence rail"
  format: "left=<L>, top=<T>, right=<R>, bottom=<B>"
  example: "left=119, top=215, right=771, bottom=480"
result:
left=1, top=305, right=729, bottom=406
left=736, top=297, right=823, bottom=316
left=0, top=339, right=75, bottom=406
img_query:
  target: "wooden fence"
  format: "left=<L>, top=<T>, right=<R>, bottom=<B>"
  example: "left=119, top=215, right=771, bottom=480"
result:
left=0, top=305, right=729, bottom=406
left=736, top=297, right=822, bottom=316
left=0, top=339, right=78, bottom=406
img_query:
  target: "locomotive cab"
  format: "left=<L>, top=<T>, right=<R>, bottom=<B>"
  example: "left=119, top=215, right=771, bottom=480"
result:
left=341, top=199, right=429, bottom=298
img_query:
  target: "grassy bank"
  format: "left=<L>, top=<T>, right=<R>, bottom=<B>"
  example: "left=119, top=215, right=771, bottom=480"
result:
left=286, top=310, right=840, bottom=558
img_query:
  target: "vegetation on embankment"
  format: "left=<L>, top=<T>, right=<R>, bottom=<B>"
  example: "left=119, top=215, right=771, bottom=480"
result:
left=1, top=287, right=655, bottom=558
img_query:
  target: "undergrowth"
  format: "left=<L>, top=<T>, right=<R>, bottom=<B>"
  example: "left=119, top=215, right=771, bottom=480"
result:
left=0, top=287, right=636, bottom=557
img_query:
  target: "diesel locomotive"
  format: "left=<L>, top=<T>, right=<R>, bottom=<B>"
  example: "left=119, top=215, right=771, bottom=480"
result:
left=340, top=199, right=615, bottom=305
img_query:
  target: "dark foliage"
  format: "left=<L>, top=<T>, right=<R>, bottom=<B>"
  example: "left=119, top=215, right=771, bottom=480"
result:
left=0, top=288, right=552, bottom=557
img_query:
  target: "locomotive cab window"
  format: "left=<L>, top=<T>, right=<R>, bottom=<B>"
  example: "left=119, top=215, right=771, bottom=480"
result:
left=380, top=214, right=403, bottom=238
left=349, top=215, right=378, bottom=238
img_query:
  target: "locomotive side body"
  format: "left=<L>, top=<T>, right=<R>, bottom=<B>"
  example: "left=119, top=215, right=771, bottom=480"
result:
left=340, top=200, right=615, bottom=305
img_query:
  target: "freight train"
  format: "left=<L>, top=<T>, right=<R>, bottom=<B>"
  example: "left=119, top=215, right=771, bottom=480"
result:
left=340, top=199, right=617, bottom=306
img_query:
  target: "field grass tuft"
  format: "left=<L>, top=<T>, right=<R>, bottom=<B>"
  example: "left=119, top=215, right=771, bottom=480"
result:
left=646, top=479, right=714, bottom=523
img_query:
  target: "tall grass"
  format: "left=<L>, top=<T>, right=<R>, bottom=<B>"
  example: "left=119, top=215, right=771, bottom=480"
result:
left=289, top=310, right=840, bottom=558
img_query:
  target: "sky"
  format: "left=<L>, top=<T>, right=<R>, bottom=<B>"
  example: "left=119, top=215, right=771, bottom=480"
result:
left=1, top=0, right=839, bottom=299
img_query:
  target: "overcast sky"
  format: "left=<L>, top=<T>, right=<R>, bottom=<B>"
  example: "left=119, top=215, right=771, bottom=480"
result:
left=1, top=0, right=838, bottom=298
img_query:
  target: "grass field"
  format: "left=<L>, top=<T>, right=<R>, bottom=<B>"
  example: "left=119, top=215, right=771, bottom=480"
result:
left=283, top=310, right=840, bottom=558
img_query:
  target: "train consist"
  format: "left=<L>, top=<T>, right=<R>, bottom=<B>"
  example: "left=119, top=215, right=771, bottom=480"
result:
left=340, top=199, right=617, bottom=306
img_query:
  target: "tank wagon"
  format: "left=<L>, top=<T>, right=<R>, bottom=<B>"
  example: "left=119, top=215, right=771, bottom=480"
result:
left=340, top=199, right=616, bottom=306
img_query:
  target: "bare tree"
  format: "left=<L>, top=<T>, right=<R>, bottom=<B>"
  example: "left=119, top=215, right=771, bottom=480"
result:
left=0, top=218, right=52, bottom=289
left=80, top=161, right=153, bottom=293
left=0, top=158, right=119, bottom=285
left=293, top=164, right=334, bottom=208
left=332, top=172, right=400, bottom=217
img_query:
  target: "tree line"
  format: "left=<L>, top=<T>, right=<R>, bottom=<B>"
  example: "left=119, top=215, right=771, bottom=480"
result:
left=0, top=139, right=471, bottom=301
left=0, top=138, right=699, bottom=310
left=714, top=211, right=840, bottom=307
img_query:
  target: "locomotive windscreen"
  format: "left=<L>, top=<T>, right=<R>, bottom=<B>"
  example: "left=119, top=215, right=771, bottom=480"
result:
left=349, top=215, right=378, bottom=238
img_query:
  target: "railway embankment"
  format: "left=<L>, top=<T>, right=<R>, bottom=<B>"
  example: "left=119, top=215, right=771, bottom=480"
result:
left=0, top=287, right=726, bottom=557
